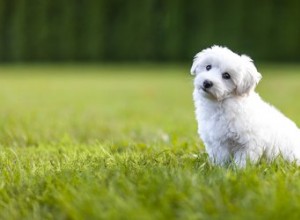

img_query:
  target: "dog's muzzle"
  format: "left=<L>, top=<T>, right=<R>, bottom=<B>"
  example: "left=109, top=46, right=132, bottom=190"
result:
left=203, top=80, right=213, bottom=89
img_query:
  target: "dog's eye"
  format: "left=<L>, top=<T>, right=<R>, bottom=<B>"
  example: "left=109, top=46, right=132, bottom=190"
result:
left=222, top=72, right=231, bottom=79
left=206, top=65, right=212, bottom=71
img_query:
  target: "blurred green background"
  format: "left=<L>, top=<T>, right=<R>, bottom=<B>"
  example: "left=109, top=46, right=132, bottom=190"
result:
left=0, top=0, right=300, bottom=63
left=1, top=2, right=300, bottom=219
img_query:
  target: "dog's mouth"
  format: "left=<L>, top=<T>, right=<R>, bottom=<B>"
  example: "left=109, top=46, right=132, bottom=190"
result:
left=198, top=86, right=222, bottom=101
left=200, top=87, right=209, bottom=93
left=199, top=86, right=214, bottom=99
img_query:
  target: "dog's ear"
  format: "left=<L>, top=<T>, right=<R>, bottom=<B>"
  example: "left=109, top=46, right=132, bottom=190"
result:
left=190, top=53, right=202, bottom=75
left=191, top=48, right=209, bottom=75
left=190, top=62, right=199, bottom=75
left=191, top=45, right=220, bottom=75
left=236, top=55, right=262, bottom=95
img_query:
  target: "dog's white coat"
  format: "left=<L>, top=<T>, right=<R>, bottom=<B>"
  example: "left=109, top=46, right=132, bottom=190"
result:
left=191, top=45, right=300, bottom=167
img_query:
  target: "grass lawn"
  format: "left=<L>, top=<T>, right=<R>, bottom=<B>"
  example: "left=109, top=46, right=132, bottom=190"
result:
left=0, top=64, right=300, bottom=219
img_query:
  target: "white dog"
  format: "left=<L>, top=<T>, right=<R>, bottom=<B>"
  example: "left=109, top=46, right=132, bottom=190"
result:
left=191, top=45, right=300, bottom=167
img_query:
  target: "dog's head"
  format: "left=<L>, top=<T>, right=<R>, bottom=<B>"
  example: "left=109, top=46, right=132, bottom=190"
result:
left=191, top=45, right=262, bottom=101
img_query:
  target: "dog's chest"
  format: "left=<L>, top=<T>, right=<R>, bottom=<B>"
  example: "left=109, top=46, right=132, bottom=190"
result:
left=198, top=104, right=246, bottom=150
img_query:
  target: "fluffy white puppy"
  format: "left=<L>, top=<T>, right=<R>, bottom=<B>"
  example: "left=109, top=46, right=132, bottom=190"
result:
left=191, top=45, right=300, bottom=167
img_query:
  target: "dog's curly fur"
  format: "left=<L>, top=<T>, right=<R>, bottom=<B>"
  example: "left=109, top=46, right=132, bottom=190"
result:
left=191, top=45, right=300, bottom=167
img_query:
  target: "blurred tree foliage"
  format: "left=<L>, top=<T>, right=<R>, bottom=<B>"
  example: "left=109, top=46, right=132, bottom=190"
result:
left=0, top=0, right=299, bottom=62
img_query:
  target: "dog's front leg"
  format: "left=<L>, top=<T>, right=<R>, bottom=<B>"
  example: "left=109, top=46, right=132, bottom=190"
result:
left=208, top=146, right=231, bottom=166
left=233, top=149, right=261, bottom=167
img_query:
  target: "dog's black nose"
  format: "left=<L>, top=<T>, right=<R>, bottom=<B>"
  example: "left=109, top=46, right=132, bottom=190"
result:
left=203, top=80, right=213, bottom=89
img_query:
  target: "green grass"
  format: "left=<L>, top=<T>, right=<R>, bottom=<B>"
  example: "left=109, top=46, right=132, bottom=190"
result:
left=1, top=64, right=300, bottom=219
